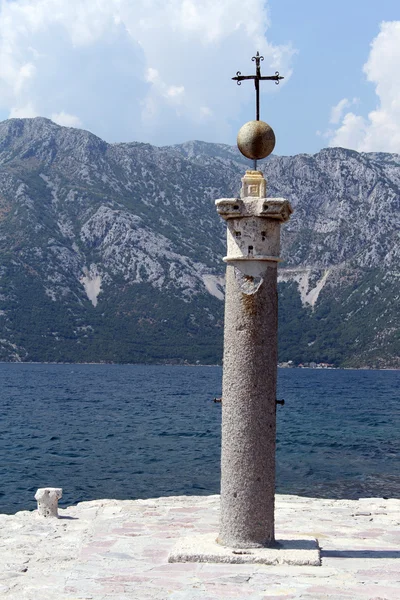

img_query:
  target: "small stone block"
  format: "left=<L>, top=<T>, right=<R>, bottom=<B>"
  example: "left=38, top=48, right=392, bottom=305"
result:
left=168, top=533, right=320, bottom=566
left=35, top=487, right=63, bottom=518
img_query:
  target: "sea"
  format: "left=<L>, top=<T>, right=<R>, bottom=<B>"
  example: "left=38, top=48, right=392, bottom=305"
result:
left=0, top=364, right=399, bottom=514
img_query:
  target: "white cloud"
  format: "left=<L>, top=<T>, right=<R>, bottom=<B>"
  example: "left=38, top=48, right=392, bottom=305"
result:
left=145, top=68, right=159, bottom=84
left=329, top=98, right=359, bottom=125
left=0, top=0, right=294, bottom=145
left=9, top=102, right=38, bottom=118
left=200, top=106, right=212, bottom=118
left=14, top=63, right=36, bottom=94
left=329, top=113, right=368, bottom=149
left=164, top=86, right=185, bottom=102
left=328, top=21, right=400, bottom=152
left=51, top=111, right=82, bottom=128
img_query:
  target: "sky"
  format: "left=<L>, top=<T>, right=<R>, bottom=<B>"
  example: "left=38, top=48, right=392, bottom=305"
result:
left=0, top=0, right=399, bottom=156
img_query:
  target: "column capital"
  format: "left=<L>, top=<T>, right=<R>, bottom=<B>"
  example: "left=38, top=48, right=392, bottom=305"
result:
left=215, top=197, right=292, bottom=222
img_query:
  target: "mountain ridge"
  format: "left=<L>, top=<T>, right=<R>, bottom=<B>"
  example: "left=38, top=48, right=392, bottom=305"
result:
left=0, top=117, right=398, bottom=368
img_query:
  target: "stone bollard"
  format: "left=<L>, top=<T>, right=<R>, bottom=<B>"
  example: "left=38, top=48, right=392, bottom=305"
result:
left=35, top=487, right=63, bottom=518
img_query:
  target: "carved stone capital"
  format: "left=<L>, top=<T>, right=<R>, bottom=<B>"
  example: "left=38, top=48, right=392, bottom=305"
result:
left=215, top=171, right=292, bottom=277
left=240, top=170, right=267, bottom=199
left=215, top=198, right=243, bottom=219
left=259, top=198, right=293, bottom=222
left=215, top=197, right=292, bottom=222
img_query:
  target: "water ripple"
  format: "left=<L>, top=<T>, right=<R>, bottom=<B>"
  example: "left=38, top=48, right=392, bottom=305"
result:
left=0, top=364, right=399, bottom=513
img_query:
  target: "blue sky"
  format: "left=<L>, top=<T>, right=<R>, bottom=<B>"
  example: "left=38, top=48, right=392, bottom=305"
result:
left=261, top=0, right=400, bottom=154
left=0, top=0, right=399, bottom=155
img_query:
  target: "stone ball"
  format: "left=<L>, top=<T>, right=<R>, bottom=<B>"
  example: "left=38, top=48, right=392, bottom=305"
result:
left=237, top=120, right=276, bottom=160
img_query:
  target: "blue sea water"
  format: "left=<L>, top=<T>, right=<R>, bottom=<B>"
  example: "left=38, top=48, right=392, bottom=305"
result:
left=0, top=364, right=399, bottom=514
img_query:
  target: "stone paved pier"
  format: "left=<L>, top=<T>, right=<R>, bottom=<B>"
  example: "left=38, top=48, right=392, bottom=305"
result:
left=0, top=494, right=399, bottom=599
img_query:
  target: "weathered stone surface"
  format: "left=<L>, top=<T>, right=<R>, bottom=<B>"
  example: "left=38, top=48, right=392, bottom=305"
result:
left=168, top=533, right=320, bottom=565
left=219, top=263, right=278, bottom=547
left=240, top=169, right=267, bottom=198
left=215, top=172, right=293, bottom=280
left=216, top=170, right=291, bottom=549
left=0, top=494, right=399, bottom=599
left=237, top=121, right=276, bottom=159
left=34, top=487, right=62, bottom=518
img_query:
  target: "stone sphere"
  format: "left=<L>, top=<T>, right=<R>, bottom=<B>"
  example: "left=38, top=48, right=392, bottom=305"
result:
left=237, top=120, right=276, bottom=160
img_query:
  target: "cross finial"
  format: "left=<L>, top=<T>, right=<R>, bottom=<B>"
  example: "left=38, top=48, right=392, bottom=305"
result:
left=252, top=51, right=264, bottom=78
left=232, top=52, right=283, bottom=121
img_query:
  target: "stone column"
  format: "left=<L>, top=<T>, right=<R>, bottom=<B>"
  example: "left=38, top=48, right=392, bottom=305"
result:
left=216, top=170, right=292, bottom=548
left=169, top=168, right=318, bottom=565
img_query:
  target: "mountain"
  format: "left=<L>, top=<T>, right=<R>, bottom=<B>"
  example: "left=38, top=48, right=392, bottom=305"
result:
left=0, top=117, right=398, bottom=368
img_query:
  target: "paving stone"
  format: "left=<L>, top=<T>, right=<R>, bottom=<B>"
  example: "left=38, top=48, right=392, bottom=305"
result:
left=0, top=494, right=398, bottom=599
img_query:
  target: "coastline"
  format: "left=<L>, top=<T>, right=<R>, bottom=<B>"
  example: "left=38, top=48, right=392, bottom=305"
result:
left=0, top=360, right=399, bottom=370
left=1, top=493, right=399, bottom=599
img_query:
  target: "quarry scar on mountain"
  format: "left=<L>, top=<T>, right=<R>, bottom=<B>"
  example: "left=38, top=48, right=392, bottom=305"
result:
left=278, top=267, right=331, bottom=309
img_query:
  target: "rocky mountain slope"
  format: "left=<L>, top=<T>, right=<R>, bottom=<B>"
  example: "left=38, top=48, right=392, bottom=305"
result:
left=0, top=117, right=398, bottom=367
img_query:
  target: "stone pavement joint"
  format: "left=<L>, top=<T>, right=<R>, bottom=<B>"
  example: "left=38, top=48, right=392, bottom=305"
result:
left=0, top=494, right=398, bottom=599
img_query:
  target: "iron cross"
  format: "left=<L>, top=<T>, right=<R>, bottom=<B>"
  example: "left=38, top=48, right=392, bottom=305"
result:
left=232, top=52, right=283, bottom=121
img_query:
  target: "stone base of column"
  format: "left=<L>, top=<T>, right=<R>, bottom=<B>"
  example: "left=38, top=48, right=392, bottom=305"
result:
left=168, top=533, right=320, bottom=566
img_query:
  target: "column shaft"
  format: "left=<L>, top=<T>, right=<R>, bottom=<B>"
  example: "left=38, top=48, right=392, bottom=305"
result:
left=219, top=263, right=278, bottom=548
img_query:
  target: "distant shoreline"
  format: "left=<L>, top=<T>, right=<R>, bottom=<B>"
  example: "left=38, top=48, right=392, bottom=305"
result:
left=0, top=361, right=398, bottom=371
